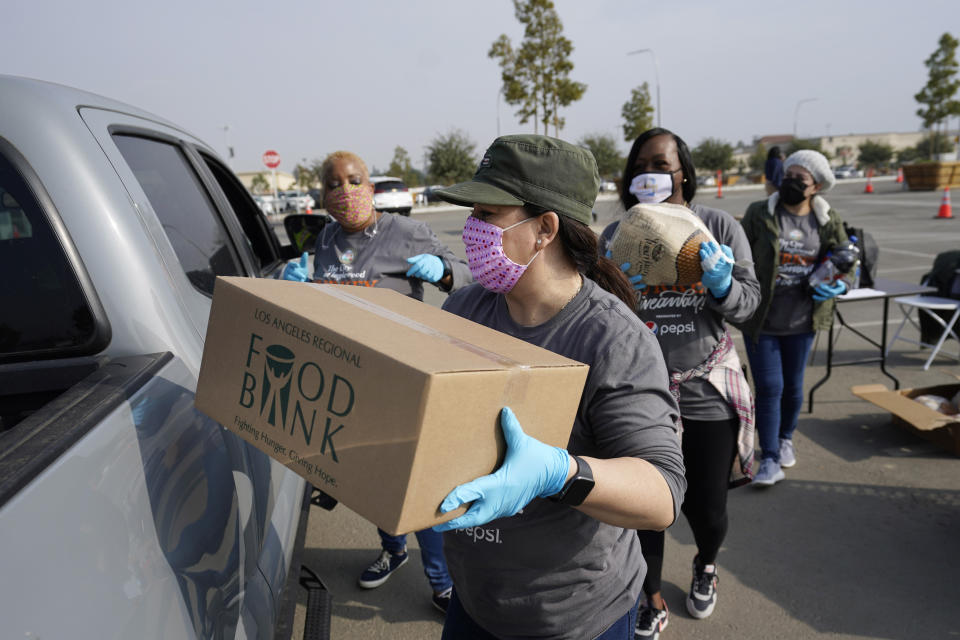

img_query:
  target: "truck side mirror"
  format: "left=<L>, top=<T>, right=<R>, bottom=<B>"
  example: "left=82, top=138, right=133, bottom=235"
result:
left=283, top=213, right=330, bottom=255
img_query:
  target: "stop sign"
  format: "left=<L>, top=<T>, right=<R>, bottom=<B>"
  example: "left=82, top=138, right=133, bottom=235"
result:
left=262, top=150, right=281, bottom=169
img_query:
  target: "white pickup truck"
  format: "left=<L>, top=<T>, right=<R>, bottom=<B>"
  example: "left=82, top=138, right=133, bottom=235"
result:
left=0, top=75, right=329, bottom=639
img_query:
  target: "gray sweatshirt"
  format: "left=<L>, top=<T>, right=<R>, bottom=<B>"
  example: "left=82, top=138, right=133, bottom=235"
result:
left=311, top=212, right=471, bottom=300
left=441, top=278, right=685, bottom=640
left=601, top=203, right=760, bottom=420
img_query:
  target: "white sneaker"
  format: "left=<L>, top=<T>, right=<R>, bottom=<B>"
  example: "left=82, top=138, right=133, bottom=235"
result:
left=779, top=438, right=796, bottom=468
left=752, top=459, right=785, bottom=486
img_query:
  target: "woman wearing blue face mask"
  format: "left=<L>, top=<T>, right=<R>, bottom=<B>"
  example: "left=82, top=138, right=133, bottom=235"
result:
left=433, top=134, right=686, bottom=640
left=599, top=128, right=760, bottom=638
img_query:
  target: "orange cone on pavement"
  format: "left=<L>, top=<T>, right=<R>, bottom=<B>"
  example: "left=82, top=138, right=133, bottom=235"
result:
left=864, top=168, right=874, bottom=194
left=306, top=205, right=313, bottom=214
left=936, top=187, right=953, bottom=219
left=896, top=167, right=904, bottom=184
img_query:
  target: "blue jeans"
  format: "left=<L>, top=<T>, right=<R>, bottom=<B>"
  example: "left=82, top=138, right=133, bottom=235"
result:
left=744, top=332, right=816, bottom=462
left=378, top=527, right=452, bottom=593
left=442, top=589, right=639, bottom=639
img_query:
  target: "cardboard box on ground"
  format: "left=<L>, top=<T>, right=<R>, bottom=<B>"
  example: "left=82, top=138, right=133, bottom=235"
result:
left=195, top=277, right=589, bottom=535
left=852, top=382, right=960, bottom=456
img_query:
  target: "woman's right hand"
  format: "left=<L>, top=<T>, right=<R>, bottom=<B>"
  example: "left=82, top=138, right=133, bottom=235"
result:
left=606, top=249, right=646, bottom=291
left=281, top=252, right=310, bottom=282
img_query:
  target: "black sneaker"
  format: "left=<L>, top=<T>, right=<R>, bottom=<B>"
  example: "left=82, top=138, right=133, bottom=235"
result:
left=357, top=549, right=408, bottom=589
left=431, top=587, right=452, bottom=614
left=685, top=557, right=718, bottom=619
left=635, top=601, right=668, bottom=639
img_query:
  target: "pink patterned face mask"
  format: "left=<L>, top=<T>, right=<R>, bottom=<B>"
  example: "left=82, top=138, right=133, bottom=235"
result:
left=462, top=215, right=540, bottom=294
left=325, top=184, right=375, bottom=230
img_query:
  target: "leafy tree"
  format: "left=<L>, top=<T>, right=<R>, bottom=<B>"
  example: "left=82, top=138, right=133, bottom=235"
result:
left=294, top=164, right=316, bottom=191
left=250, top=172, right=270, bottom=194
left=857, top=140, right=894, bottom=169
left=748, top=142, right=767, bottom=172
left=426, top=129, right=477, bottom=185
left=387, top=146, right=422, bottom=187
left=620, top=82, right=655, bottom=143
left=899, top=132, right=953, bottom=163
left=577, top=133, right=623, bottom=179
left=489, top=0, right=586, bottom=136
left=835, top=145, right=855, bottom=165
left=915, top=32, right=960, bottom=158
left=692, top=138, right=734, bottom=173
left=309, top=158, right=326, bottom=183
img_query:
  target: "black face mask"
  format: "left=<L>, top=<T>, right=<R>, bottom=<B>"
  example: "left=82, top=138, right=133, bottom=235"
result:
left=779, top=177, right=808, bottom=205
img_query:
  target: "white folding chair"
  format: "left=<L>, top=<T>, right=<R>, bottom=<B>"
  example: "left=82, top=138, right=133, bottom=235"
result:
left=885, top=294, right=960, bottom=370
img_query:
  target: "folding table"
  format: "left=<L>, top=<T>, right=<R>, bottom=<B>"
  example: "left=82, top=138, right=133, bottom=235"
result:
left=807, top=277, right=937, bottom=412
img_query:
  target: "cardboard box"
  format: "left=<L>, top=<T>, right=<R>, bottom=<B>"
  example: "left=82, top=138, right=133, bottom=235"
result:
left=195, top=277, right=589, bottom=534
left=852, top=383, right=960, bottom=456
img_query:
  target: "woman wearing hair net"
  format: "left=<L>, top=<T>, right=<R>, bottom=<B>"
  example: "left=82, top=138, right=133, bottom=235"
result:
left=738, top=149, right=854, bottom=486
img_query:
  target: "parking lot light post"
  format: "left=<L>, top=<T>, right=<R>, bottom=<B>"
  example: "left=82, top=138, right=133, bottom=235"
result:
left=627, top=48, right=661, bottom=128
left=793, top=98, right=818, bottom=140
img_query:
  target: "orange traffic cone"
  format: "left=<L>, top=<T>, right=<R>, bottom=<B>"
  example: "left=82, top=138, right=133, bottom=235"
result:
left=936, top=187, right=953, bottom=219
left=715, top=170, right=723, bottom=199
left=896, top=167, right=904, bottom=183
left=306, top=205, right=313, bottom=214
left=864, top=168, right=874, bottom=194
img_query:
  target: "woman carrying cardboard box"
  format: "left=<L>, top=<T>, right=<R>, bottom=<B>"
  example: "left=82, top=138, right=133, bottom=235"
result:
left=433, top=135, right=686, bottom=640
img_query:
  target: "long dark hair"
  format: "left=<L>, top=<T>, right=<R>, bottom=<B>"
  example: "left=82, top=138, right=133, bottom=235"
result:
left=620, top=127, right=697, bottom=210
left=524, top=205, right=635, bottom=309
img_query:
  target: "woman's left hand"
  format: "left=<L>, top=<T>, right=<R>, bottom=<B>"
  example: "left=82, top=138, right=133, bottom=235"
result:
left=605, top=249, right=646, bottom=291
left=432, top=407, right=570, bottom=532
left=812, top=280, right=847, bottom=301
left=699, top=241, right=734, bottom=298
left=405, top=254, right=444, bottom=282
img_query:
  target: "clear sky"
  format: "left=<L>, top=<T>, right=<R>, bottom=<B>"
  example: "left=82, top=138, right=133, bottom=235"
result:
left=7, top=0, right=958, bottom=175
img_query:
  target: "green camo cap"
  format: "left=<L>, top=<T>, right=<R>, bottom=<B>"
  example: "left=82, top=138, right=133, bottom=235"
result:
left=435, top=134, right=600, bottom=225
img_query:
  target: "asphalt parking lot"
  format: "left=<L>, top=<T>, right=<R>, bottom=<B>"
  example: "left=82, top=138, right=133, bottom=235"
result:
left=290, top=178, right=960, bottom=640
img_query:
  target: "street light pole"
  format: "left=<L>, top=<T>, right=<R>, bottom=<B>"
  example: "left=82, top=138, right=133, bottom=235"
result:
left=222, top=125, right=232, bottom=168
left=627, top=48, right=661, bottom=127
left=793, top=98, right=818, bottom=140
left=497, top=87, right=501, bottom=137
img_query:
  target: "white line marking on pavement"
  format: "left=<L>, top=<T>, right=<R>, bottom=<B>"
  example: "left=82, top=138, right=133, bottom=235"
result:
left=877, top=247, right=938, bottom=259
left=845, top=318, right=905, bottom=328
left=877, top=266, right=930, bottom=274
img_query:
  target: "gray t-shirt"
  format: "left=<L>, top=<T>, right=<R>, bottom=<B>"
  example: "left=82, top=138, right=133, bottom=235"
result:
left=441, top=278, right=685, bottom=640
left=601, top=204, right=760, bottom=420
left=763, top=208, right=820, bottom=335
left=311, top=212, right=471, bottom=300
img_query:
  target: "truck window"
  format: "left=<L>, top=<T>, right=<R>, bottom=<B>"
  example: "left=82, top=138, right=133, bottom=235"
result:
left=112, top=134, right=242, bottom=295
left=0, top=148, right=101, bottom=361
left=200, top=152, right=280, bottom=272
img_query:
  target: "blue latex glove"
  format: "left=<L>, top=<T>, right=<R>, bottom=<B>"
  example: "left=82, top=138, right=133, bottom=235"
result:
left=699, top=242, right=734, bottom=298
left=812, top=279, right=847, bottom=302
left=432, top=407, right=571, bottom=532
left=405, top=253, right=444, bottom=283
left=282, top=252, right=309, bottom=282
left=605, top=249, right=646, bottom=291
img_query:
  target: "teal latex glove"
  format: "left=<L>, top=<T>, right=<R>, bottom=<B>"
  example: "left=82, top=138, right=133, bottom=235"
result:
left=812, top=279, right=847, bottom=302
left=405, top=253, right=444, bottom=283
left=605, top=249, right=646, bottom=291
left=282, top=252, right=309, bottom=282
left=699, top=242, right=734, bottom=298
left=432, top=407, right=570, bottom=532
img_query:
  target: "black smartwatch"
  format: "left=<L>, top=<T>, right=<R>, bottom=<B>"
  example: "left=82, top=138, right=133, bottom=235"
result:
left=549, top=455, right=595, bottom=506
